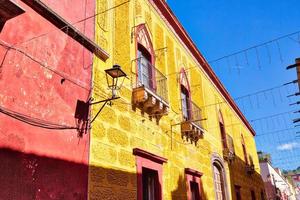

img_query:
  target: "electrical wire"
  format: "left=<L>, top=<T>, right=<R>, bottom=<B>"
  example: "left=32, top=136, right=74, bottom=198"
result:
left=250, top=110, right=297, bottom=123
left=256, top=127, right=300, bottom=137
left=0, top=40, right=90, bottom=91
left=208, top=29, right=300, bottom=64
left=16, top=0, right=131, bottom=45
left=0, top=105, right=77, bottom=130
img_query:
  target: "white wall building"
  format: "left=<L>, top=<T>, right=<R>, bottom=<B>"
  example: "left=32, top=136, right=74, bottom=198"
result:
left=260, top=161, right=296, bottom=200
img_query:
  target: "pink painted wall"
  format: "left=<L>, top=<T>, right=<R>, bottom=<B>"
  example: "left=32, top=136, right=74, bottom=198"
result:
left=0, top=0, right=95, bottom=199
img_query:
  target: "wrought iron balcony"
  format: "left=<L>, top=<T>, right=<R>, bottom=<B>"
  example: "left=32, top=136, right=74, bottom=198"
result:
left=181, top=101, right=204, bottom=144
left=132, top=57, right=169, bottom=123
left=223, top=134, right=235, bottom=163
left=246, top=156, right=255, bottom=175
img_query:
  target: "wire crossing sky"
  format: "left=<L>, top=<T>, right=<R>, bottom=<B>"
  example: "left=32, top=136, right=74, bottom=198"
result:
left=168, top=0, right=300, bottom=170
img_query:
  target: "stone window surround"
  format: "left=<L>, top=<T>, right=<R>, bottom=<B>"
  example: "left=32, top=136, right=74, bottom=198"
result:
left=135, top=23, right=156, bottom=89
left=211, top=153, right=229, bottom=200
left=185, top=168, right=203, bottom=200
left=133, top=148, right=167, bottom=200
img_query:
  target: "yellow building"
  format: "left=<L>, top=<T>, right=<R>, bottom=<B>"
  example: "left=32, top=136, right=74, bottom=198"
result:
left=89, top=0, right=265, bottom=199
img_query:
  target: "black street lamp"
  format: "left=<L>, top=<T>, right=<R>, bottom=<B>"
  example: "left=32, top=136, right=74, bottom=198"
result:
left=75, top=64, right=127, bottom=136
left=105, top=64, right=127, bottom=98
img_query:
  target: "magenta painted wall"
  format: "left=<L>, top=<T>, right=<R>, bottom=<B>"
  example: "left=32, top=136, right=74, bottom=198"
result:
left=0, top=0, right=95, bottom=199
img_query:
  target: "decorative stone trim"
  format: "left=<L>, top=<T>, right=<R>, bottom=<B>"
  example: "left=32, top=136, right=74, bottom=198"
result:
left=133, top=148, right=167, bottom=200
left=133, top=148, right=167, bottom=164
left=185, top=168, right=203, bottom=178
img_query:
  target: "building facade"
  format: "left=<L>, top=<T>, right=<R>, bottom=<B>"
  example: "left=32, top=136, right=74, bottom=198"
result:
left=288, top=173, right=300, bottom=199
left=0, top=0, right=265, bottom=199
left=260, top=161, right=296, bottom=200
left=0, top=0, right=101, bottom=199
left=89, top=0, right=265, bottom=199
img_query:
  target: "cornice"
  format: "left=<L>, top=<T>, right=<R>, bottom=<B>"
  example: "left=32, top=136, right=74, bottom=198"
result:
left=150, top=0, right=256, bottom=136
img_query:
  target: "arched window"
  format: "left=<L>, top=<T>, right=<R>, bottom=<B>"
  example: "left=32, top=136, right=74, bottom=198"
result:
left=135, top=24, right=155, bottom=91
left=180, top=68, right=192, bottom=121
left=218, top=111, right=227, bottom=149
left=241, top=134, right=248, bottom=165
left=212, top=156, right=228, bottom=200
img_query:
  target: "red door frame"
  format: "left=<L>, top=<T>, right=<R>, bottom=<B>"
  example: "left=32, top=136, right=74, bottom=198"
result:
left=133, top=148, right=167, bottom=200
left=185, top=168, right=203, bottom=200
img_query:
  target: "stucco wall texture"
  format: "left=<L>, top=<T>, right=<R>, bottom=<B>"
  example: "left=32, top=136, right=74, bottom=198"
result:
left=89, top=0, right=265, bottom=200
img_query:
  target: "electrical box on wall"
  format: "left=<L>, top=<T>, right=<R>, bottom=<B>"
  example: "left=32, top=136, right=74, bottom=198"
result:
left=75, top=100, right=89, bottom=121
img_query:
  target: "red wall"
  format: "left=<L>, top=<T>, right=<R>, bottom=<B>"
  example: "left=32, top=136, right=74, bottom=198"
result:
left=0, top=0, right=95, bottom=199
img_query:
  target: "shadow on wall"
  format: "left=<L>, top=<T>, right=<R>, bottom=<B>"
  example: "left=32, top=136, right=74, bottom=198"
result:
left=88, top=165, right=137, bottom=200
left=171, top=175, right=209, bottom=200
left=0, top=147, right=137, bottom=200
left=0, top=147, right=88, bottom=200
left=228, top=155, right=266, bottom=200
left=4, top=147, right=267, bottom=200
left=1, top=147, right=214, bottom=200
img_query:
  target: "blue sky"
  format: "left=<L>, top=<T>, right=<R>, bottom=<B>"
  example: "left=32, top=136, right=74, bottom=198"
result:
left=168, top=0, right=300, bottom=170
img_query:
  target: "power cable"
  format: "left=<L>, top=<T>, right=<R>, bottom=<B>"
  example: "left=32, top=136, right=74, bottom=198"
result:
left=208, top=30, right=300, bottom=64
left=256, top=127, right=300, bottom=137
left=250, top=110, right=297, bottom=123
left=0, top=40, right=90, bottom=91
left=16, top=0, right=131, bottom=45
left=0, top=105, right=77, bottom=130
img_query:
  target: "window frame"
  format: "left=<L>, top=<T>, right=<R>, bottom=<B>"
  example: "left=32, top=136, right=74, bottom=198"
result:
left=181, top=84, right=191, bottom=121
left=251, top=190, right=256, bottom=200
left=180, top=68, right=192, bottom=121
left=234, top=185, right=242, bottom=200
left=137, top=44, right=154, bottom=90
left=142, top=167, right=159, bottom=200
left=219, top=111, right=228, bottom=149
left=185, top=168, right=203, bottom=200
left=135, top=24, right=156, bottom=91
left=241, top=134, right=248, bottom=165
left=260, top=189, right=265, bottom=200
left=212, top=154, right=229, bottom=200
left=133, top=148, right=167, bottom=200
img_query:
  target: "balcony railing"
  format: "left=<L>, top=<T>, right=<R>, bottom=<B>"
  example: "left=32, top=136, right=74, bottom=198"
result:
left=132, top=57, right=169, bottom=123
left=223, top=134, right=235, bottom=163
left=191, top=102, right=202, bottom=128
left=134, top=57, right=168, bottom=103
left=246, top=155, right=255, bottom=175
left=181, top=101, right=204, bottom=144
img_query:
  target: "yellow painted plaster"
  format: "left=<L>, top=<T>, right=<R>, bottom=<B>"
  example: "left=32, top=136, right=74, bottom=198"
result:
left=89, top=0, right=265, bottom=199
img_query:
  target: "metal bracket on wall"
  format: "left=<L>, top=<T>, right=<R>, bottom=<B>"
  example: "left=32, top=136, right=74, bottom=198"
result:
left=75, top=97, right=120, bottom=137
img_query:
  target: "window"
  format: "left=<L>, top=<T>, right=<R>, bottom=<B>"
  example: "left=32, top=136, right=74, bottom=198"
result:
left=138, top=44, right=154, bottom=90
left=251, top=190, right=256, bottom=200
left=180, top=69, right=191, bottom=121
left=241, top=134, right=248, bottom=165
left=185, top=168, right=203, bottom=200
left=212, top=156, right=228, bottom=200
left=260, top=190, right=265, bottom=200
left=142, top=168, right=159, bottom=200
left=219, top=111, right=227, bottom=149
left=133, top=148, right=167, bottom=200
left=181, top=84, right=191, bottom=120
left=190, top=182, right=200, bottom=200
left=135, top=24, right=155, bottom=91
left=234, top=185, right=241, bottom=200
left=213, top=164, right=226, bottom=200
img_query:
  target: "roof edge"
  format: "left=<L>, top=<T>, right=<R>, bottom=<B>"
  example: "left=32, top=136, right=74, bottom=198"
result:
left=152, top=0, right=256, bottom=136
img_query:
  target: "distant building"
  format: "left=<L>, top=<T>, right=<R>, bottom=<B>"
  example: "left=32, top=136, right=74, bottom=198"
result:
left=286, top=173, right=300, bottom=199
left=260, top=161, right=297, bottom=200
